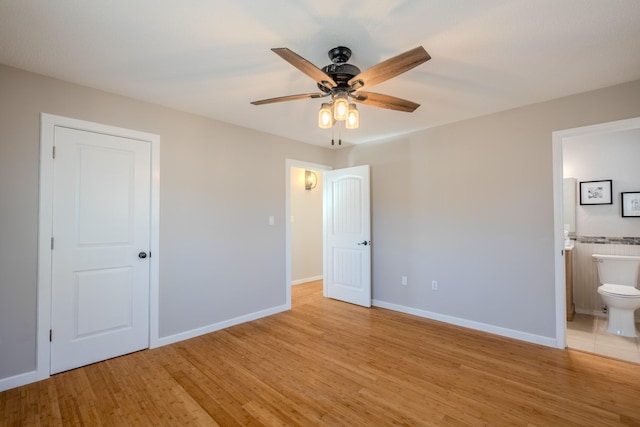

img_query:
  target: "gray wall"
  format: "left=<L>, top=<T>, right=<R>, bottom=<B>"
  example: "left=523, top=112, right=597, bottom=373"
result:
left=0, top=65, right=334, bottom=379
left=334, top=80, right=640, bottom=339
left=2, top=61, right=640, bottom=383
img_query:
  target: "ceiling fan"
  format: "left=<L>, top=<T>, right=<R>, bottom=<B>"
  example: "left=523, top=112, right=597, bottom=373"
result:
left=251, top=45, right=431, bottom=133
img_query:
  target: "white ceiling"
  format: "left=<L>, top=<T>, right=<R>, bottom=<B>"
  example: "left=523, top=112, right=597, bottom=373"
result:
left=1, top=1, right=640, bottom=147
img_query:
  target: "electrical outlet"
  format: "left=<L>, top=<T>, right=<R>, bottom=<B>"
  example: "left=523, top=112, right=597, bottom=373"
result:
left=401, top=276, right=408, bottom=286
left=431, top=280, right=438, bottom=290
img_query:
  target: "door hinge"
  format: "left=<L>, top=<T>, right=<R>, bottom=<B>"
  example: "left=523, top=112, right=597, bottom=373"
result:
left=51, top=237, right=54, bottom=250
left=49, top=329, right=52, bottom=342
left=52, top=146, right=56, bottom=159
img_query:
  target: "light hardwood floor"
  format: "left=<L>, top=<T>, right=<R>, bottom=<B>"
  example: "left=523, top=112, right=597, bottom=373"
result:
left=2, top=280, right=640, bottom=426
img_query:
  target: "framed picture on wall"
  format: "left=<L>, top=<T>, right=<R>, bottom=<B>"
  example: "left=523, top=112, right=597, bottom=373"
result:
left=579, top=180, right=612, bottom=205
left=621, top=191, right=640, bottom=217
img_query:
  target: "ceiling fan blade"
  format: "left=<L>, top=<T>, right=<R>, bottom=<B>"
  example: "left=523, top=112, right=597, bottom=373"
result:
left=251, top=93, right=327, bottom=106
left=272, top=48, right=337, bottom=89
left=348, top=46, right=430, bottom=90
left=351, top=92, right=420, bottom=112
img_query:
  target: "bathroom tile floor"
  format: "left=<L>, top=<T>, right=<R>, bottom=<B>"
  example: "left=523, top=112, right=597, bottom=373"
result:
left=567, top=313, right=640, bottom=364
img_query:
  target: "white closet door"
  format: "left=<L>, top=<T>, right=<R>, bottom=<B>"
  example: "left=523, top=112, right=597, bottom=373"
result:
left=51, top=126, right=151, bottom=374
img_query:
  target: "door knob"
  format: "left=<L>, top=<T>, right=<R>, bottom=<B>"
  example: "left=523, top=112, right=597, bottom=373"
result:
left=138, top=252, right=148, bottom=259
left=358, top=240, right=370, bottom=246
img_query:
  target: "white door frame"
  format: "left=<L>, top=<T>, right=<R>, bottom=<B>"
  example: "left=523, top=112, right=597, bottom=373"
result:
left=552, top=116, right=640, bottom=349
left=285, top=159, right=331, bottom=307
left=36, top=113, right=160, bottom=382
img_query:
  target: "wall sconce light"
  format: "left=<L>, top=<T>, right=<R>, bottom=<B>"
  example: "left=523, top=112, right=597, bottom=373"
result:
left=305, top=170, right=317, bottom=190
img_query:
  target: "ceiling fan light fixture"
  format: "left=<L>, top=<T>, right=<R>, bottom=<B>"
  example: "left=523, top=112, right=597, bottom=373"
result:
left=345, top=104, right=359, bottom=129
left=252, top=45, right=431, bottom=141
left=318, top=102, right=334, bottom=129
left=333, top=92, right=349, bottom=121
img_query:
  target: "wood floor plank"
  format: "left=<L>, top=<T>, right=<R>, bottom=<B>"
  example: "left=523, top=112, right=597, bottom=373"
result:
left=2, top=281, right=640, bottom=426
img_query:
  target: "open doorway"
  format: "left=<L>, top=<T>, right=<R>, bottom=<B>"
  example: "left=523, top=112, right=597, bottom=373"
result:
left=290, top=166, right=323, bottom=285
left=285, top=159, right=331, bottom=309
left=553, top=117, right=640, bottom=363
left=285, top=160, right=373, bottom=309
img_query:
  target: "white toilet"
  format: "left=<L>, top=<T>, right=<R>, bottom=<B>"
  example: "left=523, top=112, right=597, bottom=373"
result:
left=593, top=254, right=640, bottom=337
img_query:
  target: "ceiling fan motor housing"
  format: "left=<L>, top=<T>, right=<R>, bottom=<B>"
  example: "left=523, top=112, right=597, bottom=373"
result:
left=318, top=47, right=360, bottom=93
left=318, top=63, right=361, bottom=93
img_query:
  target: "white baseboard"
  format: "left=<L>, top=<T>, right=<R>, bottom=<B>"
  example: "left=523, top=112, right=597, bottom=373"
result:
left=1, top=304, right=290, bottom=392
left=155, top=304, right=289, bottom=348
left=575, top=307, right=607, bottom=318
left=372, top=300, right=558, bottom=348
left=0, top=370, right=43, bottom=393
left=291, top=275, right=322, bottom=286
left=575, top=307, right=640, bottom=321
left=2, top=300, right=558, bottom=392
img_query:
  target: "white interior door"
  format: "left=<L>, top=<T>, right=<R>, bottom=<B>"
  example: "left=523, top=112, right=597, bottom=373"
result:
left=324, top=165, right=371, bottom=307
left=50, top=126, right=151, bottom=374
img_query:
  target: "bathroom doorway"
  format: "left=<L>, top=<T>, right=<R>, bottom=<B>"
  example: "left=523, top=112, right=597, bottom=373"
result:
left=553, top=117, right=640, bottom=363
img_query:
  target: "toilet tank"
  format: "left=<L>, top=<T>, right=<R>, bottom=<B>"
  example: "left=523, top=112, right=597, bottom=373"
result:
left=592, top=254, right=640, bottom=286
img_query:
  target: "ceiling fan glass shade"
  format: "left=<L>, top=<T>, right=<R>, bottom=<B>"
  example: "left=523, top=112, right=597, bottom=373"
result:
left=333, top=92, right=349, bottom=121
left=318, top=102, right=333, bottom=128
left=345, top=104, right=359, bottom=129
